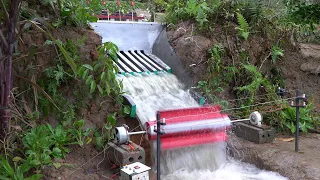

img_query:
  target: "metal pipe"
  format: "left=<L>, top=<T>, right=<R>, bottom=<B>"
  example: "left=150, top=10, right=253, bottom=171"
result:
left=156, top=112, right=161, bottom=180
left=128, top=131, right=146, bottom=135
left=231, top=119, right=250, bottom=123
left=295, top=89, right=300, bottom=152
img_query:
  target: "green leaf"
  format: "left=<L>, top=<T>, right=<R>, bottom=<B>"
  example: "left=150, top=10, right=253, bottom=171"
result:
left=290, top=122, right=296, bottom=133
left=25, top=174, right=43, bottom=180
left=86, top=137, right=93, bottom=144
left=30, top=160, right=41, bottom=166
left=94, top=63, right=102, bottom=71
left=53, top=162, right=61, bottom=169
left=44, top=40, right=53, bottom=45
left=82, top=64, right=93, bottom=71
left=12, top=156, right=24, bottom=162
left=1, top=159, right=14, bottom=176
left=242, top=32, right=249, bottom=40
left=100, top=72, right=106, bottom=81
left=87, top=16, right=98, bottom=22
left=97, top=85, right=103, bottom=94
left=186, top=0, right=197, bottom=15
left=53, top=147, right=62, bottom=156
left=90, top=81, right=96, bottom=94
left=123, top=105, right=131, bottom=115
left=82, top=69, right=89, bottom=80
left=73, top=119, right=85, bottom=128
left=237, top=12, right=249, bottom=31
left=107, top=113, right=117, bottom=126
left=0, top=176, right=11, bottom=180
left=86, top=75, right=93, bottom=85
left=105, top=82, right=111, bottom=95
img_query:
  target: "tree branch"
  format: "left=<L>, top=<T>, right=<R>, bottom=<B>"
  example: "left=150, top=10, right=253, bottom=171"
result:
left=0, top=30, right=8, bottom=49
left=0, top=0, right=10, bottom=24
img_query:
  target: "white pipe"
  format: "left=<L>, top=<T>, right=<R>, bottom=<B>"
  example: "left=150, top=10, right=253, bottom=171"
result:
left=231, top=119, right=250, bottom=123
left=128, top=131, right=147, bottom=135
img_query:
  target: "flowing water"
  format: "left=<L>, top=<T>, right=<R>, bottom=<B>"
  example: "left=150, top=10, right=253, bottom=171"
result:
left=119, top=72, right=199, bottom=124
left=118, top=72, right=287, bottom=180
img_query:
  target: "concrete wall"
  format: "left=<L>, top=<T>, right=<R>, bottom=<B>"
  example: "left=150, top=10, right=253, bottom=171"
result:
left=90, top=21, right=193, bottom=87
left=152, top=29, right=193, bottom=88
left=90, top=21, right=163, bottom=52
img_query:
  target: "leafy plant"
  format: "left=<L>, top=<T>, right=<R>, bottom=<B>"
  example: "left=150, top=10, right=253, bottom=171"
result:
left=22, top=124, right=73, bottom=169
left=284, top=0, right=320, bottom=29
left=271, top=45, right=284, bottom=63
left=60, top=0, right=100, bottom=27
left=237, top=64, right=269, bottom=104
left=186, top=0, right=210, bottom=28
left=47, top=124, right=71, bottom=158
left=0, top=156, right=42, bottom=180
left=208, top=44, right=224, bottom=73
left=280, top=103, right=320, bottom=133
left=105, top=113, right=117, bottom=141
left=197, top=80, right=228, bottom=108
left=165, top=0, right=187, bottom=24
left=78, top=42, right=122, bottom=96
left=93, top=112, right=118, bottom=150
left=44, top=64, right=69, bottom=95
left=236, top=12, right=250, bottom=40
left=165, top=0, right=215, bottom=28
left=22, top=125, right=55, bottom=168
left=69, top=119, right=94, bottom=146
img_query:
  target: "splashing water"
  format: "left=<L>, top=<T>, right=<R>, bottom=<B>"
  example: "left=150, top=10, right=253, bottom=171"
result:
left=119, top=72, right=287, bottom=180
left=162, top=160, right=288, bottom=180
left=118, top=72, right=199, bottom=124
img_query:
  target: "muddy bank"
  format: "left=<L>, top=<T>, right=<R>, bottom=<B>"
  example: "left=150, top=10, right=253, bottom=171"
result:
left=228, top=133, right=320, bottom=180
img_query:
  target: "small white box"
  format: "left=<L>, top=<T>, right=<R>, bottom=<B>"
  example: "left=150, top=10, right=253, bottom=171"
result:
left=120, top=162, right=151, bottom=180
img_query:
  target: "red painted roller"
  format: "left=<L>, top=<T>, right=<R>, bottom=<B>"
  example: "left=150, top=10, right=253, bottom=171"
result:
left=145, top=105, right=230, bottom=149
left=161, top=131, right=228, bottom=150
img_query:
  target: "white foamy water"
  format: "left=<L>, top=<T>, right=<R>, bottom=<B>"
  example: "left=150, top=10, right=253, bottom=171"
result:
left=162, top=160, right=287, bottom=180
left=118, top=72, right=199, bottom=124
left=119, top=72, right=287, bottom=180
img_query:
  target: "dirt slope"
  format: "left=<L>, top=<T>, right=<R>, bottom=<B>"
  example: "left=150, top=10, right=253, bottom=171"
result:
left=167, top=21, right=320, bottom=108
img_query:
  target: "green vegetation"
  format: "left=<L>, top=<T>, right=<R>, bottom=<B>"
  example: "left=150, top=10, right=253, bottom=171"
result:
left=279, top=104, right=320, bottom=133
left=1, top=0, right=127, bottom=177
left=164, top=0, right=320, bottom=133
left=78, top=42, right=122, bottom=96
left=236, top=13, right=250, bottom=40
left=0, top=156, right=42, bottom=180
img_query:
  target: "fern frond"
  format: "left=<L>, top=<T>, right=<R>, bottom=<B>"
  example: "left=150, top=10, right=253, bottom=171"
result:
left=236, top=12, right=249, bottom=32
